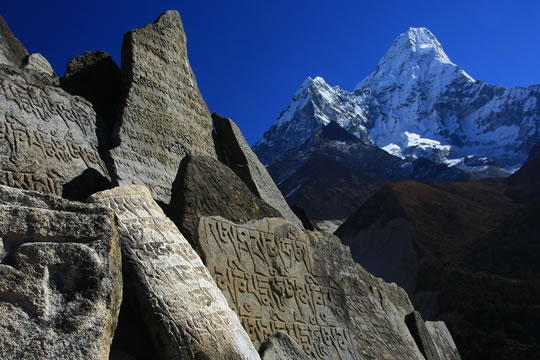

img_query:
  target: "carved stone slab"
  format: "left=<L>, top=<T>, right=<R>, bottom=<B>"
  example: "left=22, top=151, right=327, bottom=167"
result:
left=0, top=68, right=110, bottom=197
left=0, top=185, right=122, bottom=360
left=213, top=113, right=303, bottom=227
left=198, top=216, right=437, bottom=359
left=260, top=331, right=311, bottom=360
left=89, top=185, right=260, bottom=360
left=111, top=10, right=217, bottom=203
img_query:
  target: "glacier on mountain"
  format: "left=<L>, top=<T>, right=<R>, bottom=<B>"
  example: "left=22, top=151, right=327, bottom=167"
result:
left=253, top=27, right=540, bottom=170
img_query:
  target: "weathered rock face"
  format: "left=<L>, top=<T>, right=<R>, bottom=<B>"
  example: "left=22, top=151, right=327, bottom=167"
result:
left=0, top=185, right=122, bottom=360
left=0, top=64, right=111, bottom=198
left=110, top=10, right=217, bottom=203
left=22, top=53, right=56, bottom=77
left=259, top=331, right=311, bottom=360
left=89, top=185, right=261, bottom=360
left=0, top=15, right=27, bottom=67
left=170, top=155, right=281, bottom=243
left=197, top=216, right=439, bottom=359
left=405, top=311, right=456, bottom=360
left=424, top=321, right=462, bottom=360
left=213, top=113, right=302, bottom=227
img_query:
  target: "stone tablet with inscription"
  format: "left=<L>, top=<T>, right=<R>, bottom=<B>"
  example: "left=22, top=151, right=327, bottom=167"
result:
left=89, top=185, right=260, bottom=360
left=198, top=216, right=446, bottom=359
left=212, top=113, right=303, bottom=228
left=0, top=67, right=110, bottom=197
left=0, top=185, right=122, bottom=360
left=111, top=10, right=217, bottom=203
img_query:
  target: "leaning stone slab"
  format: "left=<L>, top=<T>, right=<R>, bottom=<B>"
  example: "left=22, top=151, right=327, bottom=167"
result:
left=405, top=311, right=442, bottom=360
left=425, top=321, right=462, bottom=360
left=170, top=155, right=281, bottom=243
left=197, top=216, right=435, bottom=359
left=0, top=15, right=27, bottom=67
left=0, top=66, right=110, bottom=198
left=111, top=10, right=217, bottom=203
left=89, top=185, right=260, bottom=360
left=0, top=185, right=122, bottom=360
left=213, top=113, right=303, bottom=228
left=259, top=331, right=311, bottom=360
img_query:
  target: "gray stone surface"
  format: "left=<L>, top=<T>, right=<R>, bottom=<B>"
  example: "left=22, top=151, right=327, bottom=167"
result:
left=425, top=321, right=462, bottom=360
left=259, top=331, right=311, bottom=360
left=197, top=216, right=434, bottom=359
left=0, top=185, right=122, bottom=359
left=213, top=113, right=302, bottom=227
left=22, top=53, right=56, bottom=77
left=0, top=15, right=27, bottom=67
left=170, top=155, right=281, bottom=243
left=89, top=185, right=261, bottom=360
left=0, top=66, right=110, bottom=198
left=405, top=311, right=441, bottom=360
left=111, top=10, right=217, bottom=203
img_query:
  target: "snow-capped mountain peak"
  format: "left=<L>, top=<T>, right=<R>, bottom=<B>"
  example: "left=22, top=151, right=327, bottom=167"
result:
left=357, top=27, right=474, bottom=90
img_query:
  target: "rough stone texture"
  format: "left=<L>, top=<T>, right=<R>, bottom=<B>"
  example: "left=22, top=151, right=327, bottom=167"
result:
left=197, top=216, right=440, bottom=359
left=0, top=185, right=122, bottom=359
left=61, top=51, right=122, bottom=131
left=259, top=331, right=311, bottom=360
left=405, top=311, right=441, bottom=360
left=111, top=10, right=217, bottom=203
left=22, top=53, right=56, bottom=77
left=0, top=15, right=27, bottom=67
left=89, top=185, right=261, bottom=360
left=425, top=322, right=462, bottom=360
left=0, top=64, right=111, bottom=198
left=170, top=155, right=281, bottom=244
left=213, top=113, right=302, bottom=227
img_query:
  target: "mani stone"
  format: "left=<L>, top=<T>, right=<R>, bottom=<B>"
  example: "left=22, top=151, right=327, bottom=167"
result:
left=22, top=53, right=56, bottom=77
left=110, top=10, right=217, bottom=204
left=0, top=65, right=111, bottom=198
left=405, top=311, right=444, bottom=360
left=212, top=113, right=303, bottom=228
left=170, top=155, right=281, bottom=244
left=0, top=15, right=27, bottom=67
left=425, top=322, right=462, bottom=360
left=259, top=331, right=311, bottom=360
left=89, top=185, right=261, bottom=360
left=0, top=185, right=122, bottom=360
left=197, top=216, right=451, bottom=360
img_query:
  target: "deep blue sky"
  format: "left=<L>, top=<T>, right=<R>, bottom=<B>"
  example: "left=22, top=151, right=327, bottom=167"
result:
left=2, top=1, right=539, bottom=144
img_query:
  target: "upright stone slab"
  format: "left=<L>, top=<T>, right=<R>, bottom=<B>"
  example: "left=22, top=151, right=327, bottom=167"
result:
left=0, top=185, right=122, bottom=360
left=0, top=15, right=27, bottom=67
left=425, top=322, right=462, bottom=360
left=198, top=216, right=450, bottom=360
left=0, top=66, right=110, bottom=197
left=89, top=185, right=260, bottom=360
left=405, top=311, right=442, bottom=360
left=111, top=10, right=217, bottom=203
left=213, top=113, right=303, bottom=227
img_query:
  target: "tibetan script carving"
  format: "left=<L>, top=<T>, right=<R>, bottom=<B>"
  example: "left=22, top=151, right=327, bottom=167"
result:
left=110, top=10, right=217, bottom=204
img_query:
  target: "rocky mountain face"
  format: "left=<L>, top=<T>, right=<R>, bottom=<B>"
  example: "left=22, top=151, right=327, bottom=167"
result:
left=335, top=141, right=540, bottom=360
left=253, top=27, right=537, bottom=226
left=0, top=11, right=460, bottom=360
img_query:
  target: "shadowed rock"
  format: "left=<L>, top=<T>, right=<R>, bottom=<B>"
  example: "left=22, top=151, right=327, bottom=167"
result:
left=169, top=155, right=281, bottom=245
left=0, top=185, right=122, bottom=359
left=110, top=10, right=217, bottom=203
left=89, top=185, right=260, bottom=360
left=0, top=15, right=27, bottom=67
left=213, top=113, right=302, bottom=227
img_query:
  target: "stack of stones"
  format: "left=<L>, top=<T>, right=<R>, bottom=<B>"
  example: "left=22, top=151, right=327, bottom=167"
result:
left=0, top=10, right=460, bottom=360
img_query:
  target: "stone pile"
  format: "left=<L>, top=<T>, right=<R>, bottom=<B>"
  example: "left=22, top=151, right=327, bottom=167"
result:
left=0, top=10, right=461, bottom=360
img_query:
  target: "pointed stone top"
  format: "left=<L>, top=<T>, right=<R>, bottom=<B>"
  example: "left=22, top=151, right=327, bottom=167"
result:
left=0, top=14, right=28, bottom=67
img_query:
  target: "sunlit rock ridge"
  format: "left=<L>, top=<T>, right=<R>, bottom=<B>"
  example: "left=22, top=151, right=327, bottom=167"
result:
left=254, top=27, right=540, bottom=170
